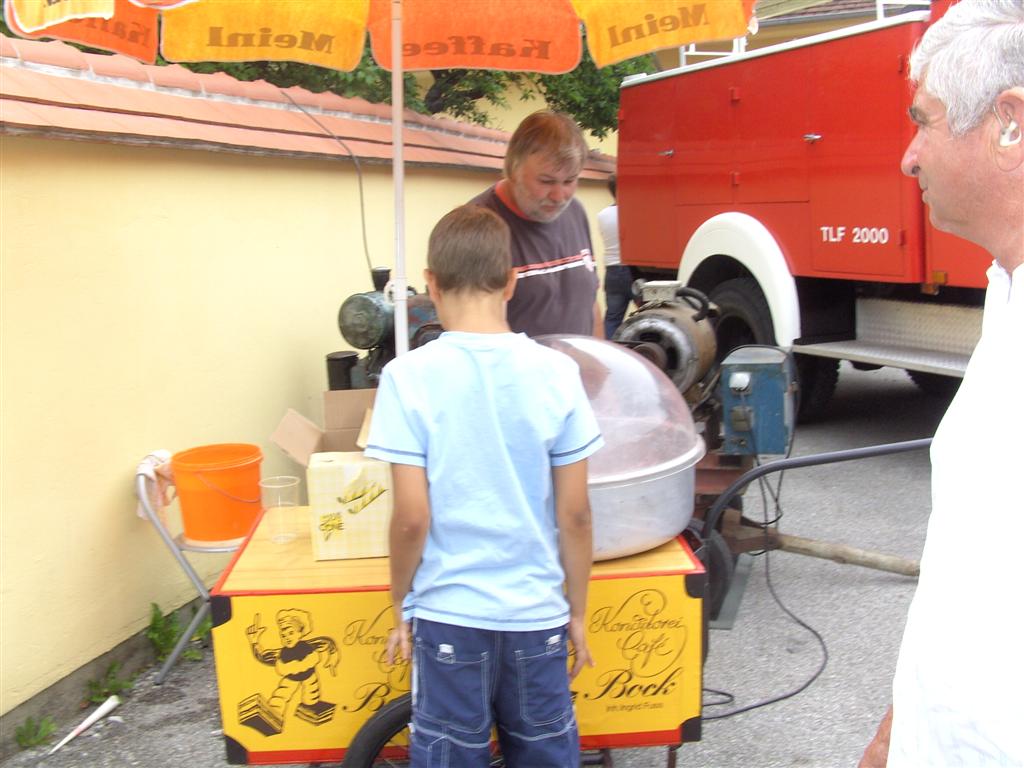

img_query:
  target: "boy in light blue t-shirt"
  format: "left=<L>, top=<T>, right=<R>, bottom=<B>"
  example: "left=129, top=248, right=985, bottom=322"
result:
left=364, top=204, right=603, bottom=767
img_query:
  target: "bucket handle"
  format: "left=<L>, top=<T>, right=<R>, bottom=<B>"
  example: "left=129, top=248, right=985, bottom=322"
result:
left=196, top=471, right=260, bottom=505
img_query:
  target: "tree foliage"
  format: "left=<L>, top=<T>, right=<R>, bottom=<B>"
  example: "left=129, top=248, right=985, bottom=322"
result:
left=176, top=43, right=655, bottom=138
left=534, top=48, right=654, bottom=138
left=178, top=49, right=428, bottom=115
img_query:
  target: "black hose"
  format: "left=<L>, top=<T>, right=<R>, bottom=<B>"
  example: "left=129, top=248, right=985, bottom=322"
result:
left=676, top=286, right=711, bottom=321
left=701, top=438, right=933, bottom=538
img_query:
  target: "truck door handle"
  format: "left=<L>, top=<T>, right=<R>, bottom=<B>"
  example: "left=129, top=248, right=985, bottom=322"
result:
left=658, top=149, right=675, bottom=157
left=803, top=133, right=822, bottom=143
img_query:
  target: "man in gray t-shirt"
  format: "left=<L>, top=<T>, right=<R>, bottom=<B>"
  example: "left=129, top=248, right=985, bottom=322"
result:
left=470, top=110, right=601, bottom=338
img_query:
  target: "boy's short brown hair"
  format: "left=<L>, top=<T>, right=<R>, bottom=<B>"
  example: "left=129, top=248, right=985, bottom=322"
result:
left=504, top=110, right=588, bottom=179
left=428, top=205, right=512, bottom=293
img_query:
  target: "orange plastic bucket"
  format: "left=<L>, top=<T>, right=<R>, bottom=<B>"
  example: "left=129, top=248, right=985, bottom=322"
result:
left=171, top=443, right=262, bottom=546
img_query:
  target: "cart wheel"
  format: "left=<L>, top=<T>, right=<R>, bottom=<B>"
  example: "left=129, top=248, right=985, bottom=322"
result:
left=341, top=694, right=412, bottom=768
left=340, top=694, right=507, bottom=767
left=685, top=521, right=735, bottom=621
left=705, top=528, right=735, bottom=621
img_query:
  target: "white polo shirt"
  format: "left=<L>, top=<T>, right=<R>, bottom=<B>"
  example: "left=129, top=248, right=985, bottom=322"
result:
left=889, top=262, right=1023, bottom=766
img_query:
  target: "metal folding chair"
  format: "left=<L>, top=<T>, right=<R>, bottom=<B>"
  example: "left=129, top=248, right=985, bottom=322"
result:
left=135, top=452, right=240, bottom=684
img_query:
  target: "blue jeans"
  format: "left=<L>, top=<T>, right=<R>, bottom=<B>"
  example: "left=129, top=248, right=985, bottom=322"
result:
left=603, top=264, right=634, bottom=339
left=410, top=619, right=578, bottom=768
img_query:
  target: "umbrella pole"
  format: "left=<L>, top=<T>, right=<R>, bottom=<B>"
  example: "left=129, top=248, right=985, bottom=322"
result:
left=391, top=0, right=409, bottom=356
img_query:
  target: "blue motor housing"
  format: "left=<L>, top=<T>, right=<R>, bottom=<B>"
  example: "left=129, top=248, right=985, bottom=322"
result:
left=718, top=347, right=794, bottom=456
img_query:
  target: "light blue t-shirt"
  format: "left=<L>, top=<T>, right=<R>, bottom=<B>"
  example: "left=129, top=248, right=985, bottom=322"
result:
left=364, top=331, right=603, bottom=631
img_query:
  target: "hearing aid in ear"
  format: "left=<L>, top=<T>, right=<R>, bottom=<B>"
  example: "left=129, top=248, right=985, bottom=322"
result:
left=993, top=108, right=1022, bottom=148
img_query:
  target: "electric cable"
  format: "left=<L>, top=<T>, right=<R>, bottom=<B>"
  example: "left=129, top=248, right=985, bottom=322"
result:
left=707, top=497, right=831, bottom=720
left=280, top=89, right=375, bottom=277
left=701, top=438, right=931, bottom=539
left=704, top=442, right=829, bottom=721
left=703, top=541, right=830, bottom=721
left=700, top=347, right=930, bottom=721
left=747, top=367, right=790, bottom=535
left=704, top=370, right=827, bottom=720
left=701, top=687, right=735, bottom=708
left=719, top=345, right=793, bottom=541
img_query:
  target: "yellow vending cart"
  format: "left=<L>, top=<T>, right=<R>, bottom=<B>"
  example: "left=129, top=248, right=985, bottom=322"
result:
left=211, top=506, right=704, bottom=765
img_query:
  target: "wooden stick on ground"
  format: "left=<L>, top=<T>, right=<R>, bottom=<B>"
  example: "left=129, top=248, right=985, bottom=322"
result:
left=770, top=531, right=919, bottom=578
left=719, top=509, right=920, bottom=578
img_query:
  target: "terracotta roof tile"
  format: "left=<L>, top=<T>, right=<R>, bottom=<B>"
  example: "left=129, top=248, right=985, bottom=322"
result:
left=146, top=63, right=205, bottom=92
left=200, top=71, right=253, bottom=99
left=312, top=89, right=370, bottom=113
left=0, top=33, right=613, bottom=179
left=235, top=79, right=291, bottom=105
left=2, top=67, right=72, bottom=104
left=272, top=84, right=321, bottom=109
left=20, top=38, right=90, bottom=71
left=87, top=53, right=150, bottom=82
left=0, top=34, right=20, bottom=59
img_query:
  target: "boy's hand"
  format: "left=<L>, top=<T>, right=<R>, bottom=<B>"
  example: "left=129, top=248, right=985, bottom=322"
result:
left=387, top=621, right=412, bottom=665
left=568, top=616, right=594, bottom=680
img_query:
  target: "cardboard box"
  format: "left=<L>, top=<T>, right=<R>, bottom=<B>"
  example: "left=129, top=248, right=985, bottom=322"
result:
left=307, top=452, right=393, bottom=560
left=211, top=516, right=704, bottom=765
left=271, top=389, right=376, bottom=467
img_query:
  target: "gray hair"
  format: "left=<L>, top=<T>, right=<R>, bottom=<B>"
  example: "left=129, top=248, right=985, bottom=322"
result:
left=909, top=0, right=1024, bottom=136
left=504, top=110, right=588, bottom=179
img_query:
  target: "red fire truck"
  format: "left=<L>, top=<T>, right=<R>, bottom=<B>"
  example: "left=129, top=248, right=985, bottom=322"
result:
left=616, top=0, right=987, bottom=418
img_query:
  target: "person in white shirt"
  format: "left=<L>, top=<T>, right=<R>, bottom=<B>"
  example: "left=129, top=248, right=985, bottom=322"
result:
left=859, top=1, right=1024, bottom=766
left=597, top=174, right=633, bottom=338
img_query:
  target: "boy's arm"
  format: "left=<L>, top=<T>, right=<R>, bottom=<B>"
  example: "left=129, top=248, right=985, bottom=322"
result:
left=387, top=463, right=430, bottom=663
left=553, top=458, right=594, bottom=679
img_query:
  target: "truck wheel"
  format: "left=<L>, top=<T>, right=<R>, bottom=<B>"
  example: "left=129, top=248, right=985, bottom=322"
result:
left=684, top=519, right=736, bottom=623
left=709, top=278, right=837, bottom=422
left=709, top=278, right=774, bottom=353
left=794, top=355, right=839, bottom=423
left=906, top=370, right=961, bottom=399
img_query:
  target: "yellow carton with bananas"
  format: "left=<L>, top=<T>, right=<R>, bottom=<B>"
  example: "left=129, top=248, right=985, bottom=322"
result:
left=307, top=452, right=392, bottom=560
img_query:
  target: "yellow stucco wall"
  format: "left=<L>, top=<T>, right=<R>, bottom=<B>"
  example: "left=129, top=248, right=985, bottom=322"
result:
left=0, top=135, right=614, bottom=714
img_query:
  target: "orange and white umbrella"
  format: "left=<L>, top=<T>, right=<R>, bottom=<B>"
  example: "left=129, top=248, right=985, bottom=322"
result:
left=6, top=0, right=756, bottom=351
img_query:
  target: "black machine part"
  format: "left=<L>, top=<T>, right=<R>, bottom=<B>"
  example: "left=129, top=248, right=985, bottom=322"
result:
left=613, top=282, right=717, bottom=396
left=338, top=291, right=393, bottom=350
left=337, top=285, right=442, bottom=383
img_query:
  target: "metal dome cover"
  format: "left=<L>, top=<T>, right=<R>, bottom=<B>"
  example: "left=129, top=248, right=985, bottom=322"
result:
left=537, top=336, right=705, bottom=560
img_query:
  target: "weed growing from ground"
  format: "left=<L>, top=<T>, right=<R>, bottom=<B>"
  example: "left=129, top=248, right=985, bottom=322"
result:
left=146, top=602, right=209, bottom=662
left=15, top=715, right=56, bottom=749
left=85, top=662, right=135, bottom=704
left=145, top=602, right=180, bottom=661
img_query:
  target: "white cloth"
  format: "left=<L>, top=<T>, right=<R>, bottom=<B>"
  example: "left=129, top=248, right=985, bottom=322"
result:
left=135, top=449, right=174, bottom=525
left=597, top=204, right=620, bottom=267
left=889, top=261, right=1024, bottom=767
left=364, top=331, right=603, bottom=632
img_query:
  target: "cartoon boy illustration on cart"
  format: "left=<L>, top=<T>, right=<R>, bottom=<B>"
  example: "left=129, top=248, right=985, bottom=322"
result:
left=238, top=609, right=340, bottom=736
